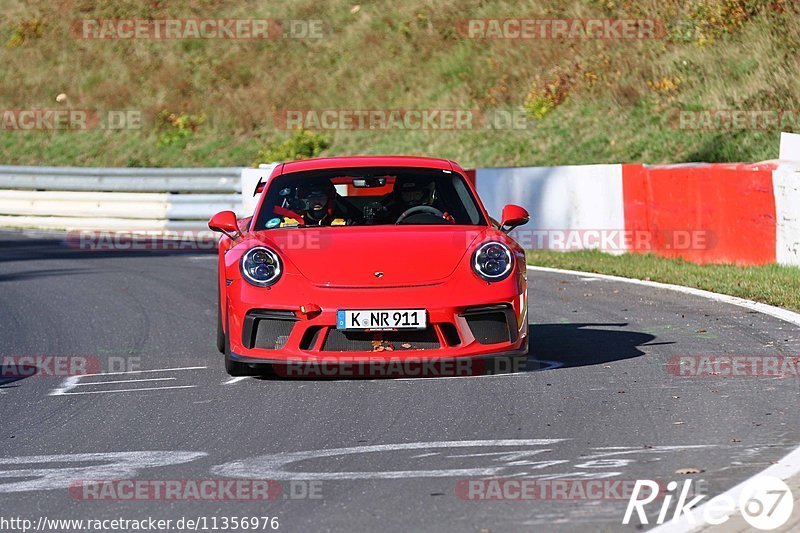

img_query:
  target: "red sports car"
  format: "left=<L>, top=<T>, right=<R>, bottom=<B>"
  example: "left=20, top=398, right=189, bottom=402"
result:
left=209, top=156, right=530, bottom=377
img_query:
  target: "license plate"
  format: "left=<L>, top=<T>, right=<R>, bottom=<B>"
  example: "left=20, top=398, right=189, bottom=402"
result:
left=337, top=309, right=426, bottom=331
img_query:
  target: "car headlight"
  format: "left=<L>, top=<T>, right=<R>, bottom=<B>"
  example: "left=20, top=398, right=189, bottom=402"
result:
left=240, top=247, right=282, bottom=287
left=472, top=242, right=513, bottom=282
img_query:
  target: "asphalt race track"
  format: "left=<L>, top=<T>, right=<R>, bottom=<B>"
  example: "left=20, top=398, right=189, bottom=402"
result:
left=1, top=230, right=799, bottom=532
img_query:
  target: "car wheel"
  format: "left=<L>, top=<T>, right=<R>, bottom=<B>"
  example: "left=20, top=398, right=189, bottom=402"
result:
left=510, top=338, right=531, bottom=373
left=216, top=307, right=226, bottom=355
left=509, top=352, right=528, bottom=373
left=220, top=306, right=277, bottom=378
left=222, top=312, right=251, bottom=376
left=491, top=340, right=529, bottom=375
left=512, top=336, right=531, bottom=372
left=224, top=354, right=252, bottom=376
left=224, top=353, right=276, bottom=378
left=216, top=283, right=226, bottom=354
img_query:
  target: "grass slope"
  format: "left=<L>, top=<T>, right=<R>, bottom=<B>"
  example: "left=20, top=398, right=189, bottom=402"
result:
left=0, top=0, right=797, bottom=167
left=527, top=249, right=800, bottom=312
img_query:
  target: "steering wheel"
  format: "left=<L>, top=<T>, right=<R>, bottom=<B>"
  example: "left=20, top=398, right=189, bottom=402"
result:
left=395, top=205, right=446, bottom=224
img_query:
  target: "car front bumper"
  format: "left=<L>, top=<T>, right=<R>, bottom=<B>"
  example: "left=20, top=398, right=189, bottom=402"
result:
left=225, top=271, right=529, bottom=365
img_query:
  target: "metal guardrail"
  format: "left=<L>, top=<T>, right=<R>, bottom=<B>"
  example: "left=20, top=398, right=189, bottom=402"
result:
left=0, top=166, right=244, bottom=193
left=0, top=166, right=247, bottom=231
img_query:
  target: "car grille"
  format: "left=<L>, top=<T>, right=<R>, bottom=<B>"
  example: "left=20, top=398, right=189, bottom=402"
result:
left=321, top=328, right=440, bottom=352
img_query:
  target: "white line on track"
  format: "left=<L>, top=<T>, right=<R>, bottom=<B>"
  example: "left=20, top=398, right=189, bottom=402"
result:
left=650, top=446, right=800, bottom=533
left=49, top=366, right=207, bottom=396
left=211, top=439, right=567, bottom=480
left=57, top=385, right=196, bottom=396
left=527, top=265, right=800, bottom=532
left=74, top=377, right=175, bottom=386
left=223, top=376, right=249, bottom=385
left=78, top=365, right=207, bottom=377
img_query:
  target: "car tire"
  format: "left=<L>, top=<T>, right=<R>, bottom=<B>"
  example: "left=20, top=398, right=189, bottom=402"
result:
left=510, top=338, right=531, bottom=373
left=218, top=285, right=277, bottom=378
left=509, top=352, right=528, bottom=373
left=224, top=354, right=252, bottom=376
left=222, top=312, right=252, bottom=376
left=224, top=341, right=253, bottom=377
left=216, top=282, right=226, bottom=354
left=216, top=308, right=226, bottom=355
left=491, top=340, right=529, bottom=375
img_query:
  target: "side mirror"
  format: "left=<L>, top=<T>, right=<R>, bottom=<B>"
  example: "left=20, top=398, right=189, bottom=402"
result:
left=208, top=210, right=240, bottom=240
left=500, top=204, right=530, bottom=233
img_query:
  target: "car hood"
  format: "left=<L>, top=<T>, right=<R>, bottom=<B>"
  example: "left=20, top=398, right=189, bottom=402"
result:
left=254, top=226, right=487, bottom=287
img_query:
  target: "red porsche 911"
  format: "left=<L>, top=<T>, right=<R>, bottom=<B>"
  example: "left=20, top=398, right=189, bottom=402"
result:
left=209, top=156, right=530, bottom=376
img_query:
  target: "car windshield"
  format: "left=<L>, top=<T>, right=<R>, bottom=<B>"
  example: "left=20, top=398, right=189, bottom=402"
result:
left=254, top=166, right=486, bottom=229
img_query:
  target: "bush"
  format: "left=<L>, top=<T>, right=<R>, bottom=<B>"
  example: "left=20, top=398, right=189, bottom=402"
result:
left=155, top=111, right=206, bottom=148
left=662, top=0, right=786, bottom=44
left=523, top=69, right=575, bottom=120
left=7, top=19, right=45, bottom=48
left=254, top=129, right=331, bottom=164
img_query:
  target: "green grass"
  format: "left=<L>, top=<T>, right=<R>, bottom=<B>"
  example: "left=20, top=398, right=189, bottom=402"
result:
left=526, top=250, right=800, bottom=312
left=0, top=1, right=798, bottom=167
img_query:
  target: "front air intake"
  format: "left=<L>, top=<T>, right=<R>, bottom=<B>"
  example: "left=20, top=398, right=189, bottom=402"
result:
left=462, top=305, right=518, bottom=345
left=242, top=310, right=298, bottom=350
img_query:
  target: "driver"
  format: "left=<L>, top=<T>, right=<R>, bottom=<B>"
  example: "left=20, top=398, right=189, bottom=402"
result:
left=298, top=182, right=333, bottom=225
left=385, top=178, right=437, bottom=221
left=275, top=180, right=336, bottom=226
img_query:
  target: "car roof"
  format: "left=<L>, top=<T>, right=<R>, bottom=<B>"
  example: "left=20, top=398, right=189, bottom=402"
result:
left=278, top=155, right=460, bottom=175
left=250, top=155, right=486, bottom=231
